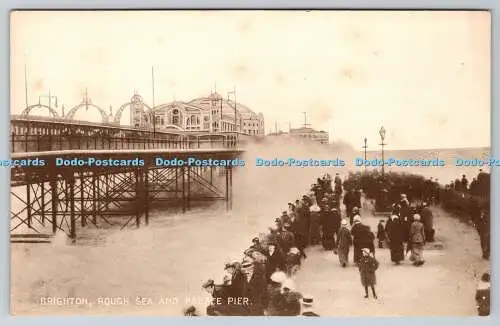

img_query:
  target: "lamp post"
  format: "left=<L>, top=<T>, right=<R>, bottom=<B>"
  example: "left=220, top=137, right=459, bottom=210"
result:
left=362, top=137, right=368, bottom=173
left=379, top=126, right=386, bottom=176
left=363, top=137, right=368, bottom=160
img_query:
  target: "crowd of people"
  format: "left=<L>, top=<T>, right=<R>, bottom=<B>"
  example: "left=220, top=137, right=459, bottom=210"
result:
left=440, top=171, right=491, bottom=260
left=186, top=173, right=381, bottom=316
left=183, top=170, right=490, bottom=317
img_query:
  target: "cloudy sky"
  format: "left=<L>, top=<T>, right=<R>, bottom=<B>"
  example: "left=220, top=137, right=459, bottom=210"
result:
left=10, top=10, right=490, bottom=150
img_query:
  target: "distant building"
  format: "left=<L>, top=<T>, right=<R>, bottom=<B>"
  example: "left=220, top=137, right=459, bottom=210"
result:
left=289, top=127, right=329, bottom=144
left=129, top=92, right=265, bottom=135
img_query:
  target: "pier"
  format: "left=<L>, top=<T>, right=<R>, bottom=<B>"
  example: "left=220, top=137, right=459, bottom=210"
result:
left=10, top=115, right=246, bottom=241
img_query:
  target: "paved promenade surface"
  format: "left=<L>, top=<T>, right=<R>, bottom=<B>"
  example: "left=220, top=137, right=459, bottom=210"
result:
left=294, top=206, right=490, bottom=316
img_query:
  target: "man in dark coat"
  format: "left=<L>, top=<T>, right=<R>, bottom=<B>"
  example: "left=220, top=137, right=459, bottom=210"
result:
left=399, top=194, right=411, bottom=219
left=292, top=203, right=308, bottom=258
left=320, top=202, right=335, bottom=250
left=279, top=223, right=296, bottom=255
left=241, top=260, right=268, bottom=316
left=353, top=189, right=362, bottom=210
left=461, top=174, right=469, bottom=193
left=475, top=207, right=490, bottom=260
left=351, top=217, right=365, bottom=264
left=359, top=225, right=375, bottom=256
left=301, top=196, right=312, bottom=247
left=224, top=262, right=246, bottom=298
left=203, top=279, right=231, bottom=316
left=343, top=190, right=353, bottom=217
left=249, top=237, right=268, bottom=255
left=266, top=242, right=286, bottom=280
left=420, top=202, right=435, bottom=242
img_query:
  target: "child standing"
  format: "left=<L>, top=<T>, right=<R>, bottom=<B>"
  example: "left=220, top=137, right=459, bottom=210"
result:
left=358, top=247, right=379, bottom=299
left=377, top=219, right=386, bottom=249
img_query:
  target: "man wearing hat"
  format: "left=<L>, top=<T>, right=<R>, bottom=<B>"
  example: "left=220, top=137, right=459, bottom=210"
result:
left=301, top=295, right=320, bottom=316
left=224, top=261, right=246, bottom=299
left=250, top=237, right=267, bottom=255
left=266, top=241, right=286, bottom=280
left=240, top=259, right=267, bottom=315
left=343, top=189, right=354, bottom=217
left=202, top=279, right=229, bottom=316
left=351, top=216, right=364, bottom=264
left=399, top=194, right=411, bottom=220
left=279, top=223, right=296, bottom=255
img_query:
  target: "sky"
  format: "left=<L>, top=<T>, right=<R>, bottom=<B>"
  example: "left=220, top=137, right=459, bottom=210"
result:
left=10, top=10, right=491, bottom=150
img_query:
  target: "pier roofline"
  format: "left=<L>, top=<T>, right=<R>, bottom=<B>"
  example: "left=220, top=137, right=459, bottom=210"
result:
left=11, top=148, right=244, bottom=159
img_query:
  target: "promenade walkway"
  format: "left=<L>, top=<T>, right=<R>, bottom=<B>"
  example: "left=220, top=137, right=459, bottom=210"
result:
left=294, top=205, right=490, bottom=316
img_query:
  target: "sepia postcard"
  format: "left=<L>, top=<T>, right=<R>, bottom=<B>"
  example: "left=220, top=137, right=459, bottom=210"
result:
left=9, top=10, right=491, bottom=316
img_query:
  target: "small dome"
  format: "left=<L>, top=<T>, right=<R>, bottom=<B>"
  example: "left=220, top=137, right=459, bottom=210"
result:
left=131, top=94, right=143, bottom=103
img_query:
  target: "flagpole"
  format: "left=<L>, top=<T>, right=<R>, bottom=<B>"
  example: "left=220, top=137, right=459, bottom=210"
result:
left=24, top=62, right=29, bottom=108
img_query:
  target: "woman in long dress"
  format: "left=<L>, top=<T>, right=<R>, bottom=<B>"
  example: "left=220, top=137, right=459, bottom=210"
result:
left=409, top=214, right=426, bottom=266
left=308, top=198, right=322, bottom=245
left=337, top=219, right=352, bottom=267
left=387, top=215, right=405, bottom=265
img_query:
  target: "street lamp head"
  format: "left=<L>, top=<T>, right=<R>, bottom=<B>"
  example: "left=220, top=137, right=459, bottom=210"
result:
left=364, top=137, right=367, bottom=144
left=379, top=126, right=386, bottom=141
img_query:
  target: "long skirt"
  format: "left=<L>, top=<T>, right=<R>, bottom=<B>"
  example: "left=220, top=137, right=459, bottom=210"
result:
left=338, top=246, right=350, bottom=265
left=410, top=242, right=424, bottom=262
left=390, top=242, right=404, bottom=262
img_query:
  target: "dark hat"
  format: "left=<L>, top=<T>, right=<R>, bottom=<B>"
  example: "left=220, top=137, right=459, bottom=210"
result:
left=252, top=237, right=260, bottom=243
left=224, top=261, right=237, bottom=270
left=288, top=202, right=293, bottom=206
left=202, top=279, right=215, bottom=288
left=184, top=305, right=197, bottom=315
left=274, top=218, right=281, bottom=223
left=282, top=211, right=288, bottom=215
